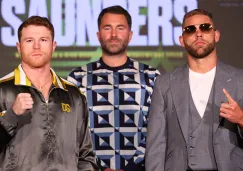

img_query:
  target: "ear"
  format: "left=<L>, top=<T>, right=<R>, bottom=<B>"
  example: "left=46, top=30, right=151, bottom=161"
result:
left=128, top=30, right=133, bottom=43
left=16, top=42, right=21, bottom=54
left=52, top=41, right=57, bottom=52
left=179, top=35, right=185, bottom=47
left=214, top=30, right=220, bottom=43
left=97, top=31, right=100, bottom=42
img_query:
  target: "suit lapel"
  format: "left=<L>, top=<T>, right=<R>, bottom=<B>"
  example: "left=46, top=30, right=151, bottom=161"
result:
left=171, top=64, right=190, bottom=144
left=213, top=61, right=235, bottom=134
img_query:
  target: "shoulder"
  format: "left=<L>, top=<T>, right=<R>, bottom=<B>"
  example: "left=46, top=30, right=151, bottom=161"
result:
left=67, top=59, right=100, bottom=84
left=0, top=71, right=15, bottom=87
left=59, top=77, right=86, bottom=98
left=130, top=58, right=160, bottom=77
left=156, top=63, right=186, bottom=80
left=154, top=72, right=171, bottom=87
left=154, top=64, right=187, bottom=91
left=218, top=61, right=243, bottom=79
left=69, top=59, right=100, bottom=75
left=232, top=66, right=243, bottom=82
left=232, top=65, right=243, bottom=76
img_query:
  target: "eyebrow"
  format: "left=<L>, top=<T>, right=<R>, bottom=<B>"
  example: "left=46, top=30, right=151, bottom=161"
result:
left=103, top=24, right=126, bottom=28
left=22, top=36, right=50, bottom=40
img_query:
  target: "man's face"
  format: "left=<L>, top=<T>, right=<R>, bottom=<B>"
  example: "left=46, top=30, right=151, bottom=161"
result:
left=179, top=14, right=220, bottom=59
left=97, top=13, right=132, bottom=56
left=17, top=25, right=56, bottom=68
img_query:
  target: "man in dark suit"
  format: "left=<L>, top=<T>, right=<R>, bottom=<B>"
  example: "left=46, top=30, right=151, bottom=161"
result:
left=145, top=9, right=243, bottom=171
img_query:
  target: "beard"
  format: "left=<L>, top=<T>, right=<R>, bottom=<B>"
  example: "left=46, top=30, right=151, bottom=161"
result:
left=99, top=36, right=129, bottom=56
left=21, top=52, right=51, bottom=68
left=184, top=40, right=215, bottom=59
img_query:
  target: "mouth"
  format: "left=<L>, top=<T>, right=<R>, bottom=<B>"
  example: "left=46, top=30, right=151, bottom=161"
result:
left=32, top=53, right=42, bottom=57
left=109, top=39, right=120, bottom=43
left=31, top=50, right=43, bottom=56
left=194, top=40, right=206, bottom=46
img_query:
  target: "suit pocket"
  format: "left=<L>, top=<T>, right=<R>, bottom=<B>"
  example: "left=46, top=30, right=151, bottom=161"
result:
left=165, top=153, right=173, bottom=171
left=231, top=147, right=243, bottom=169
left=165, top=148, right=175, bottom=171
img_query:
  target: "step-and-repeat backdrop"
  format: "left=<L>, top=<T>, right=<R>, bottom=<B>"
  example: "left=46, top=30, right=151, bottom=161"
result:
left=0, top=0, right=242, bottom=78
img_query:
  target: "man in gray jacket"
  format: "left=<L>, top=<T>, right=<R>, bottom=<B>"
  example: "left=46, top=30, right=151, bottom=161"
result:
left=145, top=9, right=243, bottom=171
left=0, top=16, right=99, bottom=171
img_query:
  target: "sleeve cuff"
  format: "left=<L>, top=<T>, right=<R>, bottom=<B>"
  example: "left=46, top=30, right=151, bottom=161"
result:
left=1, top=108, right=21, bottom=126
left=237, top=125, right=243, bottom=139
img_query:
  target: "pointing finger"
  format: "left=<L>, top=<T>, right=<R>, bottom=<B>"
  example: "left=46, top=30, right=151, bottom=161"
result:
left=223, top=88, right=235, bottom=104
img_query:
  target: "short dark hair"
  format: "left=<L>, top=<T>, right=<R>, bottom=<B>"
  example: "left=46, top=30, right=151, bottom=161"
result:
left=97, top=5, right=132, bottom=30
left=18, top=16, right=54, bottom=41
left=182, top=9, right=213, bottom=27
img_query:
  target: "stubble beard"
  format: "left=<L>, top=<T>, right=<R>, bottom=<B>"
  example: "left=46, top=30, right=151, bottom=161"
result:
left=185, top=41, right=215, bottom=59
left=22, top=52, right=51, bottom=68
left=100, top=37, right=129, bottom=56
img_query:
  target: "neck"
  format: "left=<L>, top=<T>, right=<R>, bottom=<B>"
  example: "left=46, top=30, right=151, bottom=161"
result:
left=21, top=63, right=53, bottom=101
left=21, top=63, right=52, bottom=87
left=188, top=53, right=217, bottom=73
left=102, top=53, right=127, bottom=67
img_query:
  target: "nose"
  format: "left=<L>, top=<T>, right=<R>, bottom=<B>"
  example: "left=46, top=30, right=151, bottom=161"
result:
left=195, top=28, right=203, bottom=37
left=33, top=40, right=40, bottom=49
left=111, top=28, right=117, bottom=37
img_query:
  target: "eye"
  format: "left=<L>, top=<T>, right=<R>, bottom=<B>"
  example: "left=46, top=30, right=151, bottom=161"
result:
left=118, top=27, right=125, bottom=31
left=183, top=25, right=196, bottom=35
left=41, top=38, right=47, bottom=42
left=200, top=23, right=213, bottom=32
left=26, top=39, right=32, bottom=43
left=104, top=27, right=111, bottom=31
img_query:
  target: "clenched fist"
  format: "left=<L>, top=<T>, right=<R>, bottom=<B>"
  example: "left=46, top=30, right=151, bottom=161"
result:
left=12, top=93, right=34, bottom=115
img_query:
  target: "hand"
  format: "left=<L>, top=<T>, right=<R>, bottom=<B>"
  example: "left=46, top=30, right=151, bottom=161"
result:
left=12, top=93, right=34, bottom=115
left=220, top=89, right=243, bottom=126
left=104, top=168, right=124, bottom=171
